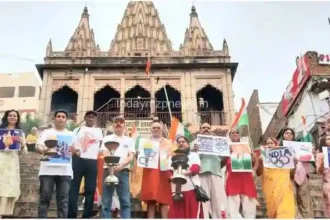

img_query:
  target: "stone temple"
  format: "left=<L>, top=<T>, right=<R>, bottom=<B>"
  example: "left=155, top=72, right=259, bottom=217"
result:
left=36, top=1, right=238, bottom=131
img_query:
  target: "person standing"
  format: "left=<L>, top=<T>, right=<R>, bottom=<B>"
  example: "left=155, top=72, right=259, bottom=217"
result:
left=26, top=127, right=38, bottom=152
left=0, top=110, right=27, bottom=218
left=225, top=128, right=258, bottom=218
left=193, top=122, right=227, bottom=218
left=68, top=110, right=103, bottom=218
left=140, top=121, right=172, bottom=218
left=36, top=109, right=79, bottom=218
left=100, top=116, right=135, bottom=218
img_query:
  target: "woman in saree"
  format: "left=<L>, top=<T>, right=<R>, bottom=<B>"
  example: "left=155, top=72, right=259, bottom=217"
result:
left=0, top=110, right=27, bottom=217
left=281, top=128, right=314, bottom=218
left=256, top=137, right=295, bottom=218
left=316, top=134, right=330, bottom=217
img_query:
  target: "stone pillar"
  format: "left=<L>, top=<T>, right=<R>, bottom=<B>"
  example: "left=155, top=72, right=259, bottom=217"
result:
left=76, top=74, right=85, bottom=122
left=87, top=74, right=94, bottom=110
left=150, top=77, right=155, bottom=118
left=222, top=76, right=230, bottom=125
left=40, top=72, right=53, bottom=123
left=190, top=73, right=198, bottom=123
left=180, top=74, right=188, bottom=123
left=225, top=69, right=235, bottom=124
left=120, top=78, right=125, bottom=115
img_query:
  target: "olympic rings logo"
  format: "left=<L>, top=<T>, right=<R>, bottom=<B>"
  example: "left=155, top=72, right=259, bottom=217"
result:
left=265, top=148, right=292, bottom=168
left=138, top=147, right=158, bottom=167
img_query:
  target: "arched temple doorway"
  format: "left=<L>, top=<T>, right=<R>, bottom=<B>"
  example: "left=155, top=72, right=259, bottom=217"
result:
left=94, top=85, right=120, bottom=127
left=124, top=85, right=151, bottom=119
left=50, top=85, right=78, bottom=120
left=155, top=85, right=182, bottom=126
left=196, top=84, right=225, bottom=125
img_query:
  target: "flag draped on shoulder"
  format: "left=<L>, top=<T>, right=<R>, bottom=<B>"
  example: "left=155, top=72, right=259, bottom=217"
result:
left=301, top=116, right=313, bottom=142
left=168, top=117, right=194, bottom=143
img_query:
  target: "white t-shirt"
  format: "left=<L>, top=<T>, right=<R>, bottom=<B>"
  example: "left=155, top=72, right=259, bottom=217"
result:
left=72, top=126, right=103, bottom=160
left=36, top=128, right=75, bottom=177
left=170, top=152, right=201, bottom=192
left=100, top=134, right=135, bottom=169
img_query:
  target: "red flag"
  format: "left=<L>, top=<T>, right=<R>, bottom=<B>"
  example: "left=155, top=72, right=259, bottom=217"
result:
left=230, top=98, right=246, bottom=129
left=145, top=55, right=151, bottom=76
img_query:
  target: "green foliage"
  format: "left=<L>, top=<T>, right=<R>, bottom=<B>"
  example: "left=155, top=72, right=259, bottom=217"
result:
left=66, top=121, right=79, bottom=131
left=21, top=113, right=42, bottom=134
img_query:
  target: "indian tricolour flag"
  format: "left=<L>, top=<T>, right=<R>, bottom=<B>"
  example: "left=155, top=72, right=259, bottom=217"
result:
left=301, top=116, right=313, bottom=142
left=130, top=123, right=140, bottom=169
left=231, top=98, right=249, bottom=128
left=168, top=117, right=194, bottom=143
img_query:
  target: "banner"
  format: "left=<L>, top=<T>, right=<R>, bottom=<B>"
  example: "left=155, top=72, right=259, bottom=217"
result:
left=137, top=138, right=159, bottom=169
left=230, top=143, right=252, bottom=172
left=323, top=147, right=330, bottom=168
left=0, top=129, right=23, bottom=150
left=283, top=141, right=314, bottom=161
left=263, top=146, right=295, bottom=169
left=47, top=134, right=72, bottom=165
left=197, top=134, right=230, bottom=156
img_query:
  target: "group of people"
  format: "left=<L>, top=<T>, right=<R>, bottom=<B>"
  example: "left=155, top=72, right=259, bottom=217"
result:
left=0, top=108, right=329, bottom=219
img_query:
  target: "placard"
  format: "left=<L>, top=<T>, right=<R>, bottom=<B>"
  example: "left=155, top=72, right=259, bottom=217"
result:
left=230, top=143, right=252, bottom=172
left=323, top=147, right=330, bottom=168
left=47, top=134, right=72, bottom=165
left=283, top=140, right=314, bottom=161
left=137, top=138, right=159, bottom=169
left=197, top=134, right=230, bottom=156
left=0, top=129, right=23, bottom=150
left=263, top=146, right=295, bottom=169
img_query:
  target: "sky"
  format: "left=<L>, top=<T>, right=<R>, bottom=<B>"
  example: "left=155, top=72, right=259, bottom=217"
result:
left=1, top=0, right=330, bottom=110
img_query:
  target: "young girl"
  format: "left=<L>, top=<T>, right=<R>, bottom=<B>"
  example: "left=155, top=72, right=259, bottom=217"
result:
left=316, top=134, right=330, bottom=217
left=256, top=137, right=295, bottom=218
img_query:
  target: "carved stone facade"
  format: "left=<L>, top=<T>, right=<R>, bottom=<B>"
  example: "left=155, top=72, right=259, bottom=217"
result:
left=37, top=1, right=237, bottom=127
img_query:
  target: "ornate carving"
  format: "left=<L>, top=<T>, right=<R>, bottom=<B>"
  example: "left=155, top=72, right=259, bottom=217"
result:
left=64, top=7, right=100, bottom=57
left=109, top=1, right=172, bottom=56
left=94, top=80, right=121, bottom=93
left=196, top=78, right=223, bottom=92
left=180, top=6, right=214, bottom=56
left=125, top=80, right=151, bottom=93
left=52, top=80, right=79, bottom=93
left=154, top=78, right=181, bottom=92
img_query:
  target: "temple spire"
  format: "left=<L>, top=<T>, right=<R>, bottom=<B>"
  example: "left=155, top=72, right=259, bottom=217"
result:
left=223, top=39, right=229, bottom=56
left=180, top=5, right=213, bottom=56
left=109, top=1, right=172, bottom=57
left=65, top=6, right=99, bottom=57
left=46, top=39, right=52, bottom=57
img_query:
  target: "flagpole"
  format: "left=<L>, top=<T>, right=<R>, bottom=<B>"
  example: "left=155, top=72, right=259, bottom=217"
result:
left=163, top=85, right=173, bottom=119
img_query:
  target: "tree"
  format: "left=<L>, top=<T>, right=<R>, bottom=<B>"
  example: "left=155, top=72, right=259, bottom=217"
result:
left=66, top=120, right=79, bottom=131
left=21, top=113, right=42, bottom=134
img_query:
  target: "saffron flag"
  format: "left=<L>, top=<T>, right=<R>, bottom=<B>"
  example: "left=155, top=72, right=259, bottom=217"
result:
left=146, top=55, right=151, bottom=76
left=301, top=116, right=313, bottom=142
left=168, top=117, right=194, bottom=143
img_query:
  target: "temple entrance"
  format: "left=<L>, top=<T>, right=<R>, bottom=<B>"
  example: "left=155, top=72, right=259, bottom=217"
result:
left=50, top=85, right=78, bottom=119
left=94, top=85, right=120, bottom=127
left=197, top=84, right=224, bottom=125
left=124, top=85, right=151, bottom=119
left=155, top=85, right=182, bottom=126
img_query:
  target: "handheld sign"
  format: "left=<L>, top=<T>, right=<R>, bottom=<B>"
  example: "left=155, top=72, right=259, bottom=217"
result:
left=283, top=141, right=314, bottom=162
left=0, top=129, right=23, bottom=150
left=264, top=146, right=294, bottom=169
left=47, top=134, right=72, bottom=165
left=197, top=134, right=230, bottom=157
left=230, top=143, right=252, bottom=172
left=323, top=147, right=330, bottom=169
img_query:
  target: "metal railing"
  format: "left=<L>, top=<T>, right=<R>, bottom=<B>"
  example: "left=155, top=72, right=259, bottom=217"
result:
left=197, top=111, right=226, bottom=125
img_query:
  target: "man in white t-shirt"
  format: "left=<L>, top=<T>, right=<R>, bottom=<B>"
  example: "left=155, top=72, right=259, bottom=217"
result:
left=100, top=116, right=135, bottom=218
left=68, top=110, right=103, bottom=218
left=36, top=109, right=80, bottom=218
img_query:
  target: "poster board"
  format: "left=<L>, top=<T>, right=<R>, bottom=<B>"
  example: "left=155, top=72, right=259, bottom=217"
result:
left=197, top=134, right=230, bottom=156
left=0, top=129, right=23, bottom=150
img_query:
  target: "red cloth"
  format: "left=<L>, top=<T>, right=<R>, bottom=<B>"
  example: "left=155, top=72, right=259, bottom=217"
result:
left=189, top=164, right=200, bottom=175
left=225, top=158, right=257, bottom=198
left=168, top=190, right=204, bottom=219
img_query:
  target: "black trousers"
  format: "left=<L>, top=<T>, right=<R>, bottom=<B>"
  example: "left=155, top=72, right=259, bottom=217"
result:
left=38, top=175, right=71, bottom=218
left=68, top=156, right=97, bottom=218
